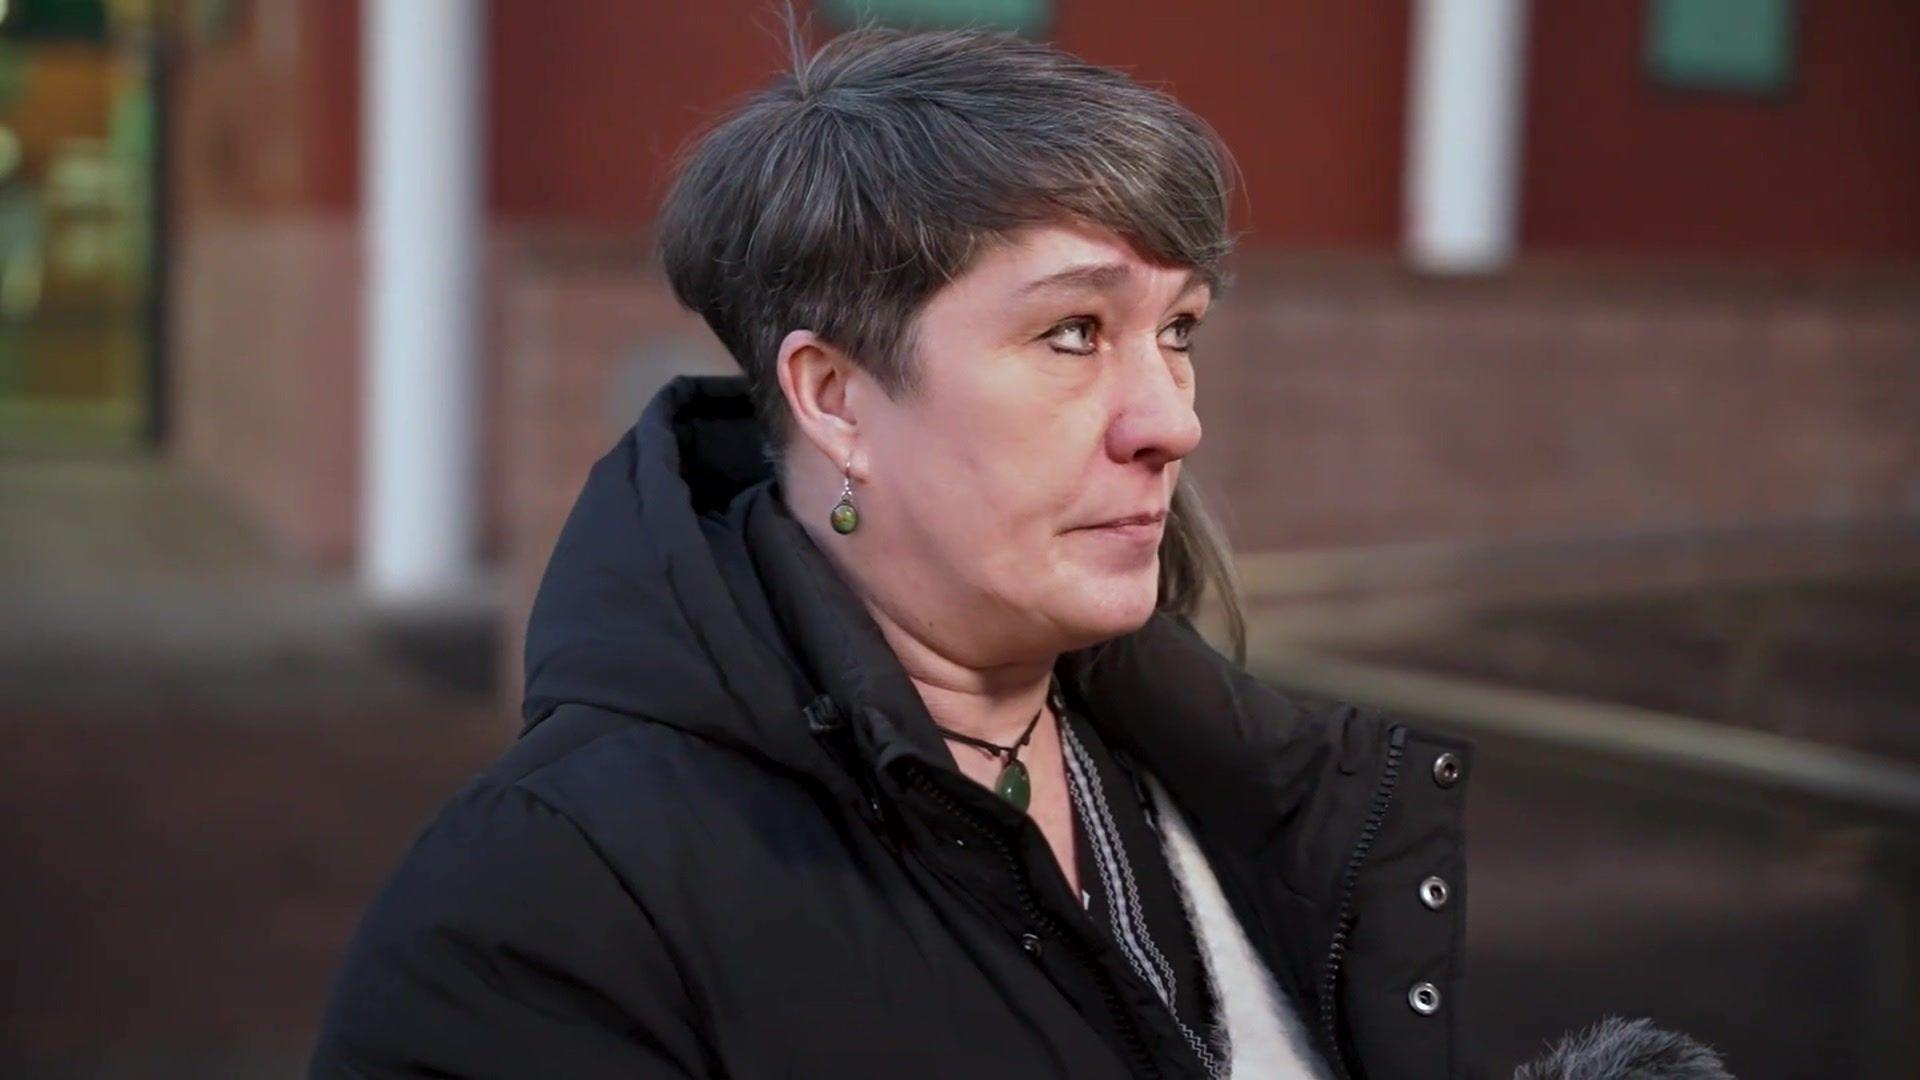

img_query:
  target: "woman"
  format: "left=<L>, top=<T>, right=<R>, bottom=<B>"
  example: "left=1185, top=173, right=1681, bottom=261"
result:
left=312, top=26, right=1472, bottom=1080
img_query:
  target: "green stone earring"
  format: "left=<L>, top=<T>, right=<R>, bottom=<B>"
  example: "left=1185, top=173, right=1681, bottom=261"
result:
left=829, top=460, right=859, bottom=535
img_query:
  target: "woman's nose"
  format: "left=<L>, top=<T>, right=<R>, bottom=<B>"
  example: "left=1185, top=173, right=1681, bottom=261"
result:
left=1106, top=348, right=1202, bottom=467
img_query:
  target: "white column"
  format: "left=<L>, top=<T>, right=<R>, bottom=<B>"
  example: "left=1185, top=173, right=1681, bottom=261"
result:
left=1403, top=0, right=1530, bottom=273
left=361, top=0, right=485, bottom=601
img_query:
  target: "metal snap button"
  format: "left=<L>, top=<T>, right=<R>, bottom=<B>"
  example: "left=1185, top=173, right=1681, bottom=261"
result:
left=1408, top=982, right=1441, bottom=1015
left=1020, top=932, right=1043, bottom=958
left=1431, top=752, right=1461, bottom=788
left=1419, top=876, right=1450, bottom=910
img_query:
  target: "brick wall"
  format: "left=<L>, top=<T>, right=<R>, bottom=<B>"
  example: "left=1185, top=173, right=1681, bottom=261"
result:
left=168, top=217, right=521, bottom=571
left=1192, top=261, right=1920, bottom=550
left=169, top=216, right=359, bottom=567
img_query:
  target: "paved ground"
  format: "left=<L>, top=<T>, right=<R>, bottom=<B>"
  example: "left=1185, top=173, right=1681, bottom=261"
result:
left=0, top=706, right=505, bottom=1077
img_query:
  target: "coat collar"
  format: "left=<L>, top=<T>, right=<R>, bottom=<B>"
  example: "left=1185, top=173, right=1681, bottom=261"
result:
left=738, top=459, right=1382, bottom=887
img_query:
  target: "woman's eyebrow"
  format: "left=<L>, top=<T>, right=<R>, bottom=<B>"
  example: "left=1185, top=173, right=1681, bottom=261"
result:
left=1014, top=263, right=1211, bottom=307
left=1015, top=262, right=1133, bottom=297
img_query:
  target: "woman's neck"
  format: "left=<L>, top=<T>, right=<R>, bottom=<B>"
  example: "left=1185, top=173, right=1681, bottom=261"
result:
left=787, top=480, right=1059, bottom=745
left=910, top=668, right=1056, bottom=748
left=860, top=593, right=1057, bottom=747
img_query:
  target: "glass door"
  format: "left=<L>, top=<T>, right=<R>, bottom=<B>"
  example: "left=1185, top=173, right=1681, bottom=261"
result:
left=0, top=0, right=160, bottom=454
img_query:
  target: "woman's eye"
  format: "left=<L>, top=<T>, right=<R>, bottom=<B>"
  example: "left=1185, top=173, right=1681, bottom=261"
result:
left=1046, top=317, right=1098, bottom=355
left=1160, top=315, right=1197, bottom=352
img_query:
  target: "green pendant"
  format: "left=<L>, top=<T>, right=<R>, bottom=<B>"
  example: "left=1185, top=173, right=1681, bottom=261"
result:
left=830, top=498, right=859, bottom=535
left=994, top=759, right=1030, bottom=811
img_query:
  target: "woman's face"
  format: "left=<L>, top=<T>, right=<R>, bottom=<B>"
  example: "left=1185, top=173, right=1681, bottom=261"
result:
left=845, top=220, right=1209, bottom=664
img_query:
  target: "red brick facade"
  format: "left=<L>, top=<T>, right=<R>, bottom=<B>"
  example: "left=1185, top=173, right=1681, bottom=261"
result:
left=162, top=2, right=1920, bottom=579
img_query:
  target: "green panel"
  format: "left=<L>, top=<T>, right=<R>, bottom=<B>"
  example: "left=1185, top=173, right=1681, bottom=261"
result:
left=820, top=0, right=1050, bottom=36
left=1647, top=0, right=1795, bottom=93
left=0, top=0, right=110, bottom=42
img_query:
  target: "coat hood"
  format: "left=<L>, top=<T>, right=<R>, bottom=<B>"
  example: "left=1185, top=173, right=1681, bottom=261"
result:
left=521, top=376, right=838, bottom=780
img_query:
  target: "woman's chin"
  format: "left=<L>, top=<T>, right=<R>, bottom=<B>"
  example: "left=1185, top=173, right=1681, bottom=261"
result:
left=1051, top=567, right=1161, bottom=645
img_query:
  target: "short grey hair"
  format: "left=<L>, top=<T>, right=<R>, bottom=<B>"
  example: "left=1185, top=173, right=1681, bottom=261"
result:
left=657, top=24, right=1245, bottom=660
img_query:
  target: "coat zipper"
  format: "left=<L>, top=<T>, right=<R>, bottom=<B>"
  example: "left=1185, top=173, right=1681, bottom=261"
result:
left=1318, top=724, right=1407, bottom=1080
left=905, top=763, right=1165, bottom=1080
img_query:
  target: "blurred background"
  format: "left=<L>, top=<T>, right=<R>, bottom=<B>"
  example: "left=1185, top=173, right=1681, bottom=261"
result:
left=0, top=0, right=1914, bottom=1076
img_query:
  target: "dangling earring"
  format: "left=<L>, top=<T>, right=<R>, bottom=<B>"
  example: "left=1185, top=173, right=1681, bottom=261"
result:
left=829, top=457, right=859, bottom=535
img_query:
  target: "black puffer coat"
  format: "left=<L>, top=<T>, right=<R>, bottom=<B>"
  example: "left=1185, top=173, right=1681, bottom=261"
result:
left=311, top=375, right=1474, bottom=1079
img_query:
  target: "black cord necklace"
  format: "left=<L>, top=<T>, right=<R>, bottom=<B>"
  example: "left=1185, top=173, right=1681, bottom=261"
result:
left=930, top=678, right=1062, bottom=812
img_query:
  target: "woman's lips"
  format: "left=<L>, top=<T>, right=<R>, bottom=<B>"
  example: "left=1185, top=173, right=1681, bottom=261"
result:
left=1089, top=521, right=1162, bottom=545
left=1072, top=511, right=1167, bottom=546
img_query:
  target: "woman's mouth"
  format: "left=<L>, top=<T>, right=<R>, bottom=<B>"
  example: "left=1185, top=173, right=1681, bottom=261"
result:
left=1072, top=510, right=1167, bottom=546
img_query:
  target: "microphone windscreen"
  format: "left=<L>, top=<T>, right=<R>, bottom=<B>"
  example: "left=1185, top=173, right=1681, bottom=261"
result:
left=1514, top=1016, right=1734, bottom=1079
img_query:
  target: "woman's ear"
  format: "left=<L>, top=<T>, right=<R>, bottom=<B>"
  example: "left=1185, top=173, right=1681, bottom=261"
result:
left=775, top=329, right=861, bottom=472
